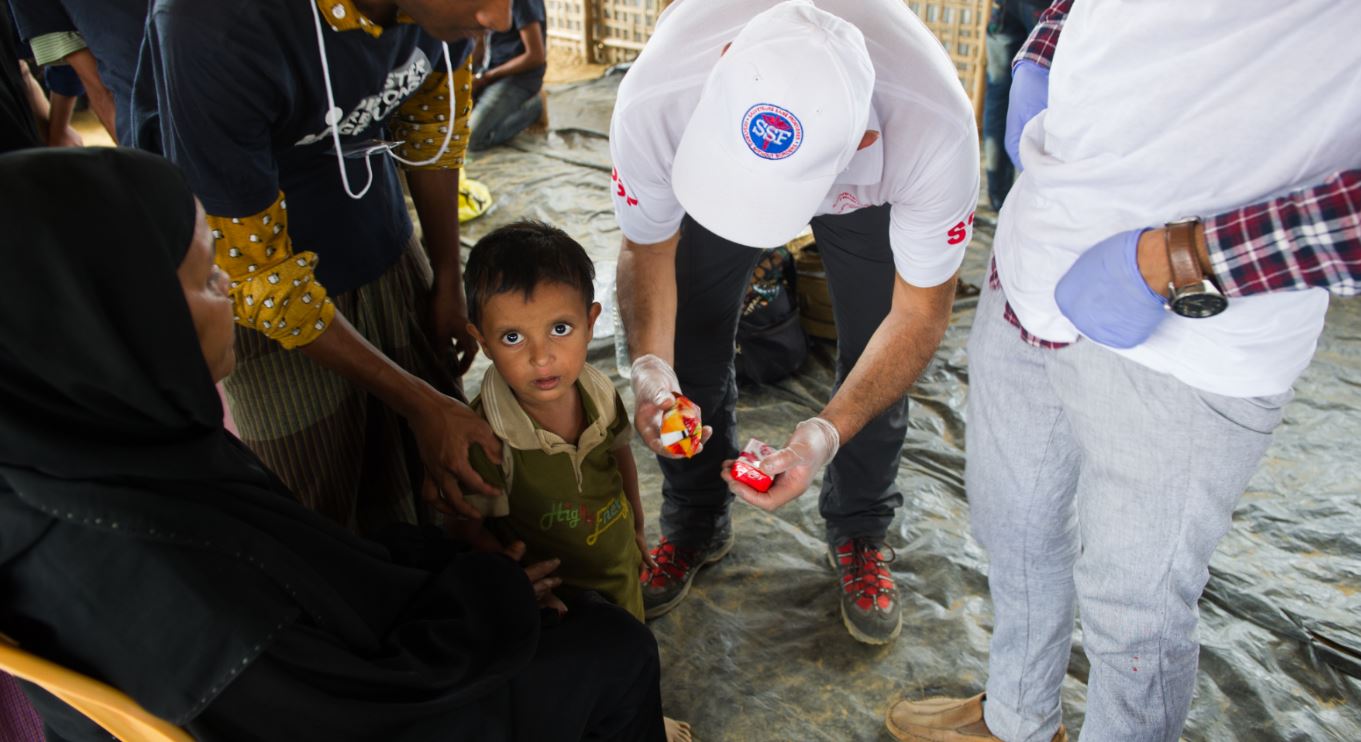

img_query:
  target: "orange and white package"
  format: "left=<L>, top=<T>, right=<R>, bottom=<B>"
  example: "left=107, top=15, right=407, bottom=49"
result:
left=658, top=394, right=703, bottom=458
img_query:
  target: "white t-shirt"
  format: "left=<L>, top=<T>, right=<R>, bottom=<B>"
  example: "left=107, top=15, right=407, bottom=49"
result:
left=609, top=0, right=979, bottom=288
left=996, top=0, right=1361, bottom=398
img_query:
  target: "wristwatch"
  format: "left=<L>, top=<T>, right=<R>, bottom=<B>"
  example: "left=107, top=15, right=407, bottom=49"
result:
left=1164, top=218, right=1227, bottom=318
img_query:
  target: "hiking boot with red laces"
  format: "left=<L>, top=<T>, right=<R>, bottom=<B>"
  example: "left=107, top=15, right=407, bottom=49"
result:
left=828, top=537, right=902, bottom=644
left=641, top=526, right=735, bottom=619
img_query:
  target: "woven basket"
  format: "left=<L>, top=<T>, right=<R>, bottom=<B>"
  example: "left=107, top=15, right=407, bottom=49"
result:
left=786, top=234, right=838, bottom=341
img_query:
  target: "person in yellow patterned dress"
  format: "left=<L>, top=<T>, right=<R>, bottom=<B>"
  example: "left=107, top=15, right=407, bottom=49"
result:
left=139, top=0, right=515, bottom=533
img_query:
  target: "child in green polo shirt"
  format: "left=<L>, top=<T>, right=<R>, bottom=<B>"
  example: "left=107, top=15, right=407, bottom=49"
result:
left=458, top=220, right=653, bottom=621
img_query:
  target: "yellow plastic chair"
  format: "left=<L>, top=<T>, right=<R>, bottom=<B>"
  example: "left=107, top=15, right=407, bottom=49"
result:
left=0, top=634, right=191, bottom=742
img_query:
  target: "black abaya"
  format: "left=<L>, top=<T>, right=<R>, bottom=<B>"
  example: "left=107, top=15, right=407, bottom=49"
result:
left=0, top=147, right=664, bottom=741
left=0, top=7, right=40, bottom=152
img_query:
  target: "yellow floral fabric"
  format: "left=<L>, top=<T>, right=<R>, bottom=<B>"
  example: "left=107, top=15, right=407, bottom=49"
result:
left=313, top=0, right=473, bottom=169
left=389, top=55, right=474, bottom=170
left=314, top=0, right=415, bottom=38
left=207, top=193, right=336, bottom=350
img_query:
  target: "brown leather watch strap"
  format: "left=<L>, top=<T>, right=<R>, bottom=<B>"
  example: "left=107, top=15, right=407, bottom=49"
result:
left=1164, top=220, right=1203, bottom=291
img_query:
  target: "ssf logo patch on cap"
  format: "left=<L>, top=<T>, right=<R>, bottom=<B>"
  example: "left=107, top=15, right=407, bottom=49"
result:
left=742, top=103, right=803, bottom=160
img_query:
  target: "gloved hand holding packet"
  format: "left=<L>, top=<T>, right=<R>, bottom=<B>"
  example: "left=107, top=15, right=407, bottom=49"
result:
left=730, top=438, right=776, bottom=493
left=659, top=394, right=703, bottom=458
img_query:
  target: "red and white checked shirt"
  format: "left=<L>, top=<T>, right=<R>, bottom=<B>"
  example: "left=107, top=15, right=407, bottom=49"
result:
left=1000, top=0, right=1361, bottom=349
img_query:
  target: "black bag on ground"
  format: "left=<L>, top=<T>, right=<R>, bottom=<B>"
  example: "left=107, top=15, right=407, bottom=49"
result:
left=735, top=246, right=808, bottom=385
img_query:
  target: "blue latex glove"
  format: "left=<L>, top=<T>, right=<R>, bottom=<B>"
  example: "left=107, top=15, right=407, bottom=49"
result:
left=1005, top=60, right=1050, bottom=171
left=1055, top=229, right=1168, bottom=349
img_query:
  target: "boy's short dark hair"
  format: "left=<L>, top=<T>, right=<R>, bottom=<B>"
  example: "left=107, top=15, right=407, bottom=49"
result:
left=464, top=220, right=596, bottom=328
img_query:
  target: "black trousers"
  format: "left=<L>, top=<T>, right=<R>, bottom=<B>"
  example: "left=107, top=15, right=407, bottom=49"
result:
left=660, top=205, right=909, bottom=548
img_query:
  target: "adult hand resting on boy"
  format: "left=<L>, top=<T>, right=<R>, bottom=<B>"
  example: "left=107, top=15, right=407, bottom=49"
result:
left=630, top=354, right=712, bottom=459
left=720, top=417, right=840, bottom=511
left=412, top=393, right=505, bottom=520
left=303, top=312, right=504, bottom=521
left=506, top=540, right=569, bottom=615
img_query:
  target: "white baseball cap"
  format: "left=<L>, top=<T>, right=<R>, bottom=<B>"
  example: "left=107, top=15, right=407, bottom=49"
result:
left=671, top=0, right=875, bottom=248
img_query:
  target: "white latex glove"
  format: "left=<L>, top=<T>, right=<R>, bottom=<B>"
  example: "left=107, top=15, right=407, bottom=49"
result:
left=630, top=354, right=711, bottom=459
left=723, top=417, right=840, bottom=511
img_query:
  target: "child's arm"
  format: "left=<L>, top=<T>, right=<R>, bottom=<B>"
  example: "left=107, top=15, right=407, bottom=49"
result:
left=615, top=444, right=657, bottom=569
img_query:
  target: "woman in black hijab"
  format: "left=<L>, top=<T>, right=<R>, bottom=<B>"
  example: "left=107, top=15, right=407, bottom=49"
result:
left=0, top=147, right=667, bottom=741
left=0, top=6, right=41, bottom=152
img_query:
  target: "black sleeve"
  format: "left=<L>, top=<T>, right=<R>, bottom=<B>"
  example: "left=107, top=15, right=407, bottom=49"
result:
left=7, top=0, right=75, bottom=42
left=144, top=4, right=281, bottom=217
left=514, top=0, right=545, bottom=30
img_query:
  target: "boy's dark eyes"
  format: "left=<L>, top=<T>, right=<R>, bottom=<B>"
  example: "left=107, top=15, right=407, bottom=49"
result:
left=498, top=324, right=573, bottom=345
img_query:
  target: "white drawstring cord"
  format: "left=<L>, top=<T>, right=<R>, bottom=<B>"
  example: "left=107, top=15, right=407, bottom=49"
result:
left=308, top=0, right=459, bottom=200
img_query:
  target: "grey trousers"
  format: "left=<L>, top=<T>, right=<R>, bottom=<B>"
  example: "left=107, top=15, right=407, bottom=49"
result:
left=659, top=205, right=909, bottom=547
left=468, top=79, right=542, bottom=152
left=966, top=275, right=1289, bottom=742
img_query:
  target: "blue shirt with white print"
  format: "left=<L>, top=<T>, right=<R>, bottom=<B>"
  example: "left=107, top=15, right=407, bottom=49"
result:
left=141, top=0, right=470, bottom=294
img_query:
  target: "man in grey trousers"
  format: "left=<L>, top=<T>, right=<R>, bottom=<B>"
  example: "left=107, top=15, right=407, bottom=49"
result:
left=889, top=0, right=1361, bottom=739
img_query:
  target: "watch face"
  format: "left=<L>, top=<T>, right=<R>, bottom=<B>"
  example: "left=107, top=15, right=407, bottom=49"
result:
left=1172, top=293, right=1228, bottom=318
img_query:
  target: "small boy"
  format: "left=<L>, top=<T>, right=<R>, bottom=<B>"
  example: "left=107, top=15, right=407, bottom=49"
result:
left=459, top=220, right=652, bottom=620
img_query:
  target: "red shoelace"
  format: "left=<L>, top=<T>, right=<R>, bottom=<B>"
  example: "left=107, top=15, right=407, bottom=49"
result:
left=642, top=537, right=695, bottom=588
left=834, top=538, right=897, bottom=612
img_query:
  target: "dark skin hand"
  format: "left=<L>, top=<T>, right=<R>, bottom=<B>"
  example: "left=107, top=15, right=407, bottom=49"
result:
left=301, top=312, right=503, bottom=520
left=64, top=48, right=116, bottom=139
left=407, top=168, right=479, bottom=375
left=505, top=540, right=568, bottom=615
left=44, top=93, right=83, bottom=147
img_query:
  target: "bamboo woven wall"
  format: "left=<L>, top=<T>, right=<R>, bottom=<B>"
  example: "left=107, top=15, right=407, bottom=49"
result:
left=544, top=0, right=595, bottom=61
left=905, top=0, right=988, bottom=114
left=545, top=0, right=990, bottom=114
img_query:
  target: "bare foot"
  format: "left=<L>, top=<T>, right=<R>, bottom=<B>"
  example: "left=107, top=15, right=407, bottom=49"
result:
left=664, top=716, right=693, bottom=742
